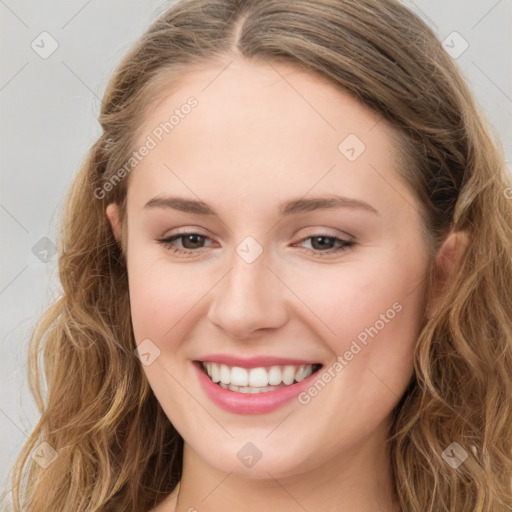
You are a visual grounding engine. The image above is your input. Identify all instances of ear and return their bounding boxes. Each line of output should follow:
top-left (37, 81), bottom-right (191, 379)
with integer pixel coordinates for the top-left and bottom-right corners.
top-left (427, 230), bottom-right (469, 318)
top-left (106, 203), bottom-right (121, 242)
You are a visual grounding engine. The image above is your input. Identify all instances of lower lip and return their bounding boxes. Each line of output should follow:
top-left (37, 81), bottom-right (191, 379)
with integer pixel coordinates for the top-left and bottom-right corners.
top-left (193, 361), bottom-right (321, 415)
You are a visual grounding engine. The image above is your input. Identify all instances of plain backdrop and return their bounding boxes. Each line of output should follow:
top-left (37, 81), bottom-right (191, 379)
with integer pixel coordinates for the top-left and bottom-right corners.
top-left (1, 0), bottom-right (511, 506)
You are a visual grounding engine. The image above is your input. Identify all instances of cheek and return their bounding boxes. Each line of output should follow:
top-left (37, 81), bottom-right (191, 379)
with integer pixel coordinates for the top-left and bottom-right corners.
top-left (126, 239), bottom-right (222, 368)
top-left (284, 247), bottom-right (427, 349)
top-left (289, 245), bottom-right (426, 388)
top-left (128, 258), bottom-right (204, 346)
top-left (125, 222), bottom-right (198, 337)
top-left (292, 246), bottom-right (428, 429)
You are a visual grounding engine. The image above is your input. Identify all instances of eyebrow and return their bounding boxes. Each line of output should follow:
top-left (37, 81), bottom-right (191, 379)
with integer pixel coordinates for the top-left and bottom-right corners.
top-left (143, 194), bottom-right (379, 216)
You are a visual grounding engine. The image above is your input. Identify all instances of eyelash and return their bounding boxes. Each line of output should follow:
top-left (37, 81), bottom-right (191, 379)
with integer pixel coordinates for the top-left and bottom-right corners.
top-left (156, 232), bottom-right (356, 257)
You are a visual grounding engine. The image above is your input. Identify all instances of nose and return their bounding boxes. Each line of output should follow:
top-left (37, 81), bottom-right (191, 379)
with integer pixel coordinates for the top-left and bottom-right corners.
top-left (206, 241), bottom-right (289, 339)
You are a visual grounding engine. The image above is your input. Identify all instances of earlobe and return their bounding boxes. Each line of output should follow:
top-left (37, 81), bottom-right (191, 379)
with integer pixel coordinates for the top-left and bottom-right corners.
top-left (106, 203), bottom-right (121, 242)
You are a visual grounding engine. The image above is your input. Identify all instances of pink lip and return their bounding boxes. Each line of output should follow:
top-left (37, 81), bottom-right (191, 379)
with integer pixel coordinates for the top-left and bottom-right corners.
top-left (193, 361), bottom-right (322, 415)
top-left (195, 354), bottom-right (320, 369)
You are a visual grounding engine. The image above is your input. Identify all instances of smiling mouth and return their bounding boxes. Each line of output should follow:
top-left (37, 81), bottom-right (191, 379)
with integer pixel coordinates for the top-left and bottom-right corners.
top-left (196, 361), bottom-right (323, 394)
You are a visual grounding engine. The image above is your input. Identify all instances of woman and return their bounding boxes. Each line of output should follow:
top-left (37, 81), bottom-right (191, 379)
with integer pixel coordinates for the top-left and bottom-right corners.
top-left (9, 0), bottom-right (512, 510)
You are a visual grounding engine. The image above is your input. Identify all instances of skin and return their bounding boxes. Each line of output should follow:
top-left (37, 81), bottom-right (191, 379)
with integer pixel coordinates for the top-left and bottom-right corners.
top-left (106, 57), bottom-right (467, 512)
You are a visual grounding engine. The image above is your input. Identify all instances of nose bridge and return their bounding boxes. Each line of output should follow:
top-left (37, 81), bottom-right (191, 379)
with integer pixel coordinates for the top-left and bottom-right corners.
top-left (207, 236), bottom-right (287, 337)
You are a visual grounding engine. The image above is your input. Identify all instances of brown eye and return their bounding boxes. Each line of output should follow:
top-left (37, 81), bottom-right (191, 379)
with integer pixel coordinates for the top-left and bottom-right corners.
top-left (179, 234), bottom-right (207, 249)
top-left (157, 232), bottom-right (213, 254)
top-left (295, 234), bottom-right (356, 256)
top-left (310, 235), bottom-right (337, 250)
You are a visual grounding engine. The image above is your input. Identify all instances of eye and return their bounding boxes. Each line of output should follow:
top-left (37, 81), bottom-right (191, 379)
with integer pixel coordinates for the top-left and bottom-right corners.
top-left (156, 231), bottom-right (356, 257)
top-left (294, 234), bottom-right (356, 256)
top-left (157, 232), bottom-right (215, 255)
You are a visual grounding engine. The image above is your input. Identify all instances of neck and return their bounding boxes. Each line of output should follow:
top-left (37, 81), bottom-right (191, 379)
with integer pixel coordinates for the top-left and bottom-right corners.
top-left (167, 418), bottom-right (400, 512)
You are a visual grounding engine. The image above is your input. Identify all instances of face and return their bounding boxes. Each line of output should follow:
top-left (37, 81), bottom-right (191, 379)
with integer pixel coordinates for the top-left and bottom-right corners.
top-left (107, 57), bottom-right (431, 479)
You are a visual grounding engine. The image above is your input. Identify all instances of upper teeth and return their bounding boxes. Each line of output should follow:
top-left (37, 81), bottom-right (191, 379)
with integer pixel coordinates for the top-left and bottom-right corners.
top-left (202, 362), bottom-right (315, 387)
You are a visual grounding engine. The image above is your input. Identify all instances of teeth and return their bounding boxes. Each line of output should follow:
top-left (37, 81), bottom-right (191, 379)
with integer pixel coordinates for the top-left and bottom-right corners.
top-left (219, 364), bottom-right (231, 385)
top-left (232, 366), bottom-right (249, 386)
top-left (295, 365), bottom-right (307, 382)
top-left (210, 362), bottom-right (220, 383)
top-left (249, 367), bottom-right (268, 387)
top-left (268, 366), bottom-right (282, 385)
top-left (282, 365), bottom-right (296, 385)
top-left (201, 362), bottom-right (316, 388)
top-left (218, 382), bottom-right (283, 393)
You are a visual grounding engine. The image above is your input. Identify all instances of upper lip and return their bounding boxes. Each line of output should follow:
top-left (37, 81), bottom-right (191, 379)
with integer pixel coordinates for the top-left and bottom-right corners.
top-left (195, 354), bottom-right (322, 369)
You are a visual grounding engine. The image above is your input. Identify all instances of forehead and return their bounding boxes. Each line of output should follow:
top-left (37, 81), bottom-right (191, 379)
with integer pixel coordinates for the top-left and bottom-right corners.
top-left (136, 57), bottom-right (385, 145)
top-left (128, 57), bottom-right (410, 221)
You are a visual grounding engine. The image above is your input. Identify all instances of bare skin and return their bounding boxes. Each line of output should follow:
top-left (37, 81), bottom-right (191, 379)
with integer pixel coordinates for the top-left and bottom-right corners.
top-left (106, 57), bottom-right (467, 512)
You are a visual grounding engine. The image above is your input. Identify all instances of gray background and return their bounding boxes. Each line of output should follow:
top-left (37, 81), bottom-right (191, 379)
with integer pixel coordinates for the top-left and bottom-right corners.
top-left (1, 0), bottom-right (511, 506)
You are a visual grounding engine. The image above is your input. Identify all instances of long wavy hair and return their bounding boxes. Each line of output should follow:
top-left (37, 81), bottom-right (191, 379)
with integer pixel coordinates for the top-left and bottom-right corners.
top-left (6, 0), bottom-right (512, 510)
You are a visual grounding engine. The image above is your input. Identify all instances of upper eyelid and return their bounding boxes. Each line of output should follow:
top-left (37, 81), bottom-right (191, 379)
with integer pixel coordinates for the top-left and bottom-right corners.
top-left (158, 227), bottom-right (212, 239)
top-left (158, 224), bottom-right (354, 238)
top-left (158, 229), bottom-right (352, 240)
